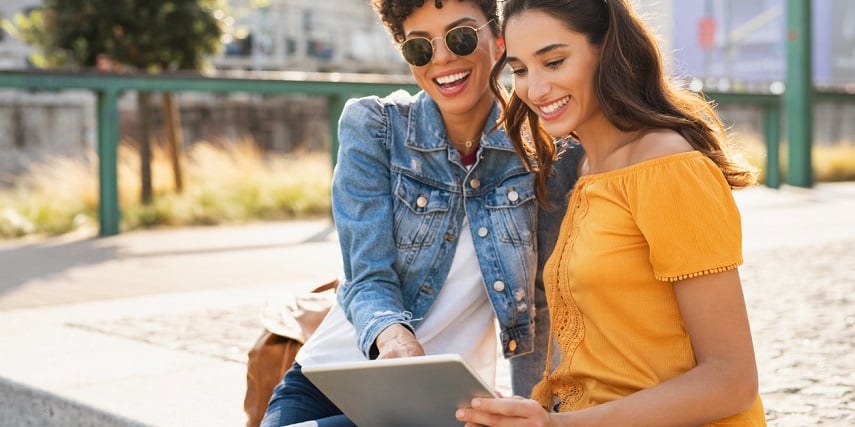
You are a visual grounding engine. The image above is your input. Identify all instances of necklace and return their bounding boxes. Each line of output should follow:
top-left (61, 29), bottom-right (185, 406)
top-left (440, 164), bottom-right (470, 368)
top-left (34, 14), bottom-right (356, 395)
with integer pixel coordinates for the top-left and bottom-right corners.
top-left (451, 139), bottom-right (476, 152)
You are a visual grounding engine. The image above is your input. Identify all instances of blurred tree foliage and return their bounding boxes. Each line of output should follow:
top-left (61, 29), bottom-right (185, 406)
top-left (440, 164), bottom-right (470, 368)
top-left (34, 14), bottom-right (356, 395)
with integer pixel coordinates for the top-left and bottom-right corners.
top-left (3, 0), bottom-right (228, 204)
top-left (3, 0), bottom-right (227, 71)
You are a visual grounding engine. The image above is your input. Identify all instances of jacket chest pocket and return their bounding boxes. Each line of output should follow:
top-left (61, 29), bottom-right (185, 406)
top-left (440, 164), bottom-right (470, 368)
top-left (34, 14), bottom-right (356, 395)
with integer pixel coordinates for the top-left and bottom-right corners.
top-left (393, 175), bottom-right (451, 249)
top-left (485, 175), bottom-right (536, 246)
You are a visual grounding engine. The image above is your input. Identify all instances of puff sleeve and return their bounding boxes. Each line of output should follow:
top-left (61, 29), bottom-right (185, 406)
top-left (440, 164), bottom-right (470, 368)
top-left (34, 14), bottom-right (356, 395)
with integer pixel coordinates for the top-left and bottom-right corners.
top-left (629, 153), bottom-right (743, 282)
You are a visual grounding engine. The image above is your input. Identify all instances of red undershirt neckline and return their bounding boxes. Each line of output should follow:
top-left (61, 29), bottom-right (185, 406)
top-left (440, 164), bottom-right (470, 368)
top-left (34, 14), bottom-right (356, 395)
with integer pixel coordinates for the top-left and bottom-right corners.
top-left (460, 141), bottom-right (480, 166)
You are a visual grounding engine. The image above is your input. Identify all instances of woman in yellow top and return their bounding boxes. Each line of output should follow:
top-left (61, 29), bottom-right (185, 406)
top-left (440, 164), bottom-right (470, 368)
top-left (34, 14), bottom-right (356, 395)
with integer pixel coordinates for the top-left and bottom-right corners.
top-left (457, 0), bottom-right (767, 426)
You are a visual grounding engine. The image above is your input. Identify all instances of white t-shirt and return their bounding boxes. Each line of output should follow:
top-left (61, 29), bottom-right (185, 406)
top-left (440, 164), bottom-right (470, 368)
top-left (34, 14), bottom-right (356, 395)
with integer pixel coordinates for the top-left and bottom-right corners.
top-left (296, 219), bottom-right (498, 387)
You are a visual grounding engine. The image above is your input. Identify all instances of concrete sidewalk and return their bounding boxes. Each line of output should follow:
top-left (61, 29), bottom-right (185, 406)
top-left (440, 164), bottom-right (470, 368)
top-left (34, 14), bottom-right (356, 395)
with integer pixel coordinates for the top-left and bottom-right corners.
top-left (0, 219), bottom-right (345, 427)
top-left (1, 184), bottom-right (854, 426)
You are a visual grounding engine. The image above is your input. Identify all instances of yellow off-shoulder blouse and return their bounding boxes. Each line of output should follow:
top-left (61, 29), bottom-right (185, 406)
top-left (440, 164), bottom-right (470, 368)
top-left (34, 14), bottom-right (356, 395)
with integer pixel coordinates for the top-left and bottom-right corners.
top-left (539, 151), bottom-right (765, 425)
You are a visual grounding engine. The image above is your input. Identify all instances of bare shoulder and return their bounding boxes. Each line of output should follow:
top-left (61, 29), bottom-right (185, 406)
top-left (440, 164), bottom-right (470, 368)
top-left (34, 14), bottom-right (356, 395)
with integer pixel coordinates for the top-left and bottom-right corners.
top-left (628, 128), bottom-right (694, 164)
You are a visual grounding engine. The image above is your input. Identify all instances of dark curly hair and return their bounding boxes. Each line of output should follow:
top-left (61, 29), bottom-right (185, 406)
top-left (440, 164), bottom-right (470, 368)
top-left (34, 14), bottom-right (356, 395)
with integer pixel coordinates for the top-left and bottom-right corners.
top-left (371, 0), bottom-right (500, 43)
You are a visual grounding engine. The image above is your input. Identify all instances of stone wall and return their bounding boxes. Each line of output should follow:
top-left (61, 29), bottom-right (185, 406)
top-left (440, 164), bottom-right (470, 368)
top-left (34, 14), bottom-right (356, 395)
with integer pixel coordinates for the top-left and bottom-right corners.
top-left (1, 90), bottom-right (853, 187)
top-left (120, 92), bottom-right (329, 153)
top-left (0, 91), bottom-right (329, 186)
top-left (716, 101), bottom-right (855, 147)
top-left (0, 91), bottom-right (95, 185)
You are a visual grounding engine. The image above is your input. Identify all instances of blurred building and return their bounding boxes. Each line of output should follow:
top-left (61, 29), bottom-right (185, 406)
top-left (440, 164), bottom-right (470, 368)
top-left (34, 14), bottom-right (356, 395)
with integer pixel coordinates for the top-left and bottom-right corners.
top-left (211, 0), bottom-right (409, 73)
top-left (667, 0), bottom-right (854, 92)
top-left (1, 0), bottom-right (854, 85)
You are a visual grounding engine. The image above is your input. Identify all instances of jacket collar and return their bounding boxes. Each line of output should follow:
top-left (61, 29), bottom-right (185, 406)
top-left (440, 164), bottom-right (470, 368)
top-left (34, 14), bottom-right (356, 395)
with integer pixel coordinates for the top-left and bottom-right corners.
top-left (404, 92), bottom-right (514, 152)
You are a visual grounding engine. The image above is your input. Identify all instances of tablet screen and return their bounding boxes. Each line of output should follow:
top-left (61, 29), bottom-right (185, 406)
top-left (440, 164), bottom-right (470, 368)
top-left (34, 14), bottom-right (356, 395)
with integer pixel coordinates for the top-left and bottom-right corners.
top-left (302, 353), bottom-right (496, 427)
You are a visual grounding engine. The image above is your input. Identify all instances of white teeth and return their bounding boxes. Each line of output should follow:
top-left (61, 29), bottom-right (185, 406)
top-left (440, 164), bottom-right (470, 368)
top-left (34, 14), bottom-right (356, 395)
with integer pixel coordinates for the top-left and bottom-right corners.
top-left (539, 96), bottom-right (570, 114)
top-left (435, 71), bottom-right (470, 85)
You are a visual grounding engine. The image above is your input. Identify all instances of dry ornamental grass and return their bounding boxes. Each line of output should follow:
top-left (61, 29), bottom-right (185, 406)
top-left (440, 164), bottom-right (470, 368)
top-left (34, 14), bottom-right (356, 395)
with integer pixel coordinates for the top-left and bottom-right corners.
top-left (1, 135), bottom-right (853, 239)
top-left (0, 139), bottom-right (332, 239)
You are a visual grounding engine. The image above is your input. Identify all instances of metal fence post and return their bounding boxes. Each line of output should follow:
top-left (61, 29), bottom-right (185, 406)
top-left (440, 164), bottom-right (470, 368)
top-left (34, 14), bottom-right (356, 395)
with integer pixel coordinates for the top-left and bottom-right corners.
top-left (764, 103), bottom-right (781, 188)
top-left (785, 0), bottom-right (813, 187)
top-left (96, 88), bottom-right (121, 236)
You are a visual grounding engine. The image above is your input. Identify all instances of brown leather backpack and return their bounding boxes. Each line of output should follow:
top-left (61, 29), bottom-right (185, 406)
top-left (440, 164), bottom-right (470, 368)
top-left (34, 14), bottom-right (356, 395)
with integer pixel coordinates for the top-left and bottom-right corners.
top-left (243, 279), bottom-right (338, 427)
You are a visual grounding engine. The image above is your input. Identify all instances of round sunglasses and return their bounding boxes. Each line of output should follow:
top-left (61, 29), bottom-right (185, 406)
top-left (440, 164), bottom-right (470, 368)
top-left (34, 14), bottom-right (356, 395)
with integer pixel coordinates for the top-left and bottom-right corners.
top-left (400, 20), bottom-right (494, 67)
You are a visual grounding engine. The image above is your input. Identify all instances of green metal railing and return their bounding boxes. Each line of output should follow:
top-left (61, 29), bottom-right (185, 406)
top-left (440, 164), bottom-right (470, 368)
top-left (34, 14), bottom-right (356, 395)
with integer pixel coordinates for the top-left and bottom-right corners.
top-left (0, 69), bottom-right (419, 236)
top-left (708, 90), bottom-right (855, 190)
top-left (2, 69), bottom-right (854, 236)
top-left (700, 92), bottom-right (783, 188)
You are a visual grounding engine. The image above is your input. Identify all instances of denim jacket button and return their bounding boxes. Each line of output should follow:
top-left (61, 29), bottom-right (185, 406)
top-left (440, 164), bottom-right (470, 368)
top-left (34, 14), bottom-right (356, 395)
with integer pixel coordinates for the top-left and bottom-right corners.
top-left (507, 190), bottom-right (519, 202)
top-left (508, 339), bottom-right (517, 352)
top-left (477, 226), bottom-right (489, 237)
top-left (492, 280), bottom-right (506, 292)
top-left (470, 178), bottom-right (481, 189)
top-left (416, 195), bottom-right (428, 208)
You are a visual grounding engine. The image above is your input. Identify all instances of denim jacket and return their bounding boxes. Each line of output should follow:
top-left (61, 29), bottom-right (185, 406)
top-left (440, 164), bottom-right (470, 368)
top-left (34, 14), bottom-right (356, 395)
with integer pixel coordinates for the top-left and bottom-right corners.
top-left (332, 90), bottom-right (540, 359)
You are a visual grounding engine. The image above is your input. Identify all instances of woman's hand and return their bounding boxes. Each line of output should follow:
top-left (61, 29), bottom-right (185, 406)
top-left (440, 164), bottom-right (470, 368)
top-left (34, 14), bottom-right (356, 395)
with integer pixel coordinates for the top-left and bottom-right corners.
top-left (374, 324), bottom-right (425, 359)
top-left (456, 396), bottom-right (552, 427)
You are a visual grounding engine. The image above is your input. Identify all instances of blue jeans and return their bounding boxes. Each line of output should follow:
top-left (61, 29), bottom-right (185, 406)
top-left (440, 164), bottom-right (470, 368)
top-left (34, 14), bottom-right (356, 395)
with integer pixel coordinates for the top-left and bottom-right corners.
top-left (260, 363), bottom-right (356, 427)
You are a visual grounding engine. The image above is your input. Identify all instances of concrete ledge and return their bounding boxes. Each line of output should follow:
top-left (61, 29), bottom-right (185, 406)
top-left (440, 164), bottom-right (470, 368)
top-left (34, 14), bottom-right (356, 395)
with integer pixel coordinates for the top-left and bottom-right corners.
top-left (0, 376), bottom-right (144, 427)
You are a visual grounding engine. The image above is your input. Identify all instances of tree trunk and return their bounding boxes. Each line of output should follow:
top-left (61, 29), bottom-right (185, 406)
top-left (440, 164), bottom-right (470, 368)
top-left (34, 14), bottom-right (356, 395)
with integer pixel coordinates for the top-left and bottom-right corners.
top-left (162, 92), bottom-right (185, 193)
top-left (138, 91), bottom-right (153, 204)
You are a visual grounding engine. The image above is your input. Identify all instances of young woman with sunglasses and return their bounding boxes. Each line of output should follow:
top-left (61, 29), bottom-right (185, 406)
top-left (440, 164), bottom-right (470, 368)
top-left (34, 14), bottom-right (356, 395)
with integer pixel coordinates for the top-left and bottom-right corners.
top-left (456, 0), bottom-right (767, 426)
top-left (260, 1), bottom-right (582, 426)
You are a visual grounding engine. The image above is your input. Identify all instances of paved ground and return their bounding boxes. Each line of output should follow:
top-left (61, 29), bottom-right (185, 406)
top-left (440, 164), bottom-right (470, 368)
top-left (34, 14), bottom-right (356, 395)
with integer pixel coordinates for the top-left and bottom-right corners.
top-left (0, 183), bottom-right (854, 426)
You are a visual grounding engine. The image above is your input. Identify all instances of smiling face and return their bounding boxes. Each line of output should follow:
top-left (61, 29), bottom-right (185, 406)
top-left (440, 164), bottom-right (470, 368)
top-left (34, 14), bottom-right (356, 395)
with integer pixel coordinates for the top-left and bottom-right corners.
top-left (402, 1), bottom-right (503, 119)
top-left (504, 9), bottom-right (602, 138)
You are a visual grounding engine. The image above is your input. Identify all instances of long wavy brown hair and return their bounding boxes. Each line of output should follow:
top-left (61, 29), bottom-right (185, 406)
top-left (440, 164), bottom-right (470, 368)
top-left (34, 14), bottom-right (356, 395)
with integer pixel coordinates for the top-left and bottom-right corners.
top-left (490, 0), bottom-right (757, 206)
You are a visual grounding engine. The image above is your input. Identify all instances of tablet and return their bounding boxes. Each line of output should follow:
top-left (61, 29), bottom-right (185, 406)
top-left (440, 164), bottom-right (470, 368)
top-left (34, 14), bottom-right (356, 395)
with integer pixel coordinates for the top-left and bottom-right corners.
top-left (301, 353), bottom-right (497, 427)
